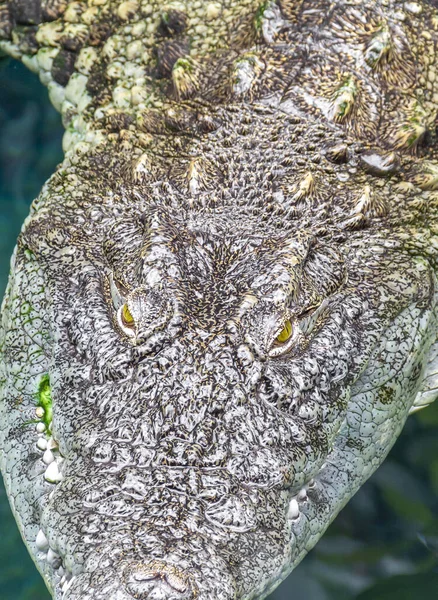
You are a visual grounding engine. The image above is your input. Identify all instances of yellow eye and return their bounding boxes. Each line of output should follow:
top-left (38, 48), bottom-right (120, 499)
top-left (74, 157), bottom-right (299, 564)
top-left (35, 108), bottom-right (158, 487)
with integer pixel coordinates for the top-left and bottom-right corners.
top-left (276, 320), bottom-right (293, 343)
top-left (121, 303), bottom-right (135, 328)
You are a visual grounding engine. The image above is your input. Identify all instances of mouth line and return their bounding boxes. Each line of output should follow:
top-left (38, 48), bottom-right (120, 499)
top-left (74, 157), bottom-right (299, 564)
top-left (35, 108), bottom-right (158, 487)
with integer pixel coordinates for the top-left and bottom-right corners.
top-left (35, 527), bottom-right (75, 596)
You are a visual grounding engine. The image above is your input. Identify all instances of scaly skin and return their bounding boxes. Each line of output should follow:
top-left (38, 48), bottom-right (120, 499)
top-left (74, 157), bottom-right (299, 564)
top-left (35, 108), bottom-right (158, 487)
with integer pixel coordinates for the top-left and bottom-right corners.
top-left (1, 1), bottom-right (438, 598)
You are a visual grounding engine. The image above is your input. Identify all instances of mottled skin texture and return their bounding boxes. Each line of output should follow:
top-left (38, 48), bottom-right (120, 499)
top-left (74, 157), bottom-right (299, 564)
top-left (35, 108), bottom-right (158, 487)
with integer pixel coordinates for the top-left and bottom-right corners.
top-left (1, 0), bottom-right (438, 599)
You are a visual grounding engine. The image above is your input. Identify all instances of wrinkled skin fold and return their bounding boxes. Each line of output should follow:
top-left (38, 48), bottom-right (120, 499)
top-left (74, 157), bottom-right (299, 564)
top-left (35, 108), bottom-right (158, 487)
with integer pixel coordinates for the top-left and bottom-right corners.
top-left (0, 1), bottom-right (438, 599)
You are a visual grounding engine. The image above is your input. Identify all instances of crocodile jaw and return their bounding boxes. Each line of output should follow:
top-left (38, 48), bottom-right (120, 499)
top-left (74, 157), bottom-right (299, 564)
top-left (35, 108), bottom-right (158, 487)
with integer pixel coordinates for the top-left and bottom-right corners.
top-left (2, 225), bottom-right (436, 600)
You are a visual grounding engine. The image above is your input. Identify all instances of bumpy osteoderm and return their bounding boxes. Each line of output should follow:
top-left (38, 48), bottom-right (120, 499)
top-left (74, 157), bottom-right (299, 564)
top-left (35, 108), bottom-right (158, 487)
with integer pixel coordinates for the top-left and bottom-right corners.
top-left (1, 1), bottom-right (438, 599)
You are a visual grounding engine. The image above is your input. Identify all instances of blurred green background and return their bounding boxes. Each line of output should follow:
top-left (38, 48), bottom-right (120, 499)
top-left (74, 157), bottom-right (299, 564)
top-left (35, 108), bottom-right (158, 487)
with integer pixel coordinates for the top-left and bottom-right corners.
top-left (0, 58), bottom-right (437, 600)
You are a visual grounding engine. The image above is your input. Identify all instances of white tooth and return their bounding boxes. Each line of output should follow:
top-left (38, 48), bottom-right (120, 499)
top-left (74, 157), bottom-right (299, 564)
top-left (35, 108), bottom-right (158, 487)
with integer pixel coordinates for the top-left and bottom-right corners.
top-left (62, 576), bottom-right (75, 593)
top-left (36, 530), bottom-right (49, 551)
top-left (37, 438), bottom-right (48, 451)
top-left (48, 437), bottom-right (58, 450)
top-left (288, 498), bottom-right (300, 519)
top-left (36, 422), bottom-right (46, 433)
top-left (297, 489), bottom-right (307, 501)
top-left (44, 461), bottom-right (62, 483)
top-left (47, 547), bottom-right (60, 565)
top-left (43, 449), bottom-right (55, 464)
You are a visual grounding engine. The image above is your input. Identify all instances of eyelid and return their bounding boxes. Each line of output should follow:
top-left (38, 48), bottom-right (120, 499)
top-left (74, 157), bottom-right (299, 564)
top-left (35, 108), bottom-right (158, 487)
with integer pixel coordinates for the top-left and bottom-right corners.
top-left (109, 273), bottom-right (124, 310)
top-left (267, 299), bottom-right (329, 358)
top-left (298, 298), bottom-right (329, 336)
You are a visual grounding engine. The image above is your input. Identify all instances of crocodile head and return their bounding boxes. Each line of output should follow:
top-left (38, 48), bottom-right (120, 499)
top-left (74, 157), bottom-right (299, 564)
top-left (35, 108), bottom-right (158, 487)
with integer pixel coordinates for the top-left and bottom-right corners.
top-left (1, 1), bottom-right (438, 598)
top-left (4, 158), bottom-right (434, 599)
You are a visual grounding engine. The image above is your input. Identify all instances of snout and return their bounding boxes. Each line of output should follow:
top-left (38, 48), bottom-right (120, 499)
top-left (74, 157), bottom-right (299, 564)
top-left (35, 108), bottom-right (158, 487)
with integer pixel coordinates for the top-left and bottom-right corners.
top-left (60, 563), bottom-right (195, 600)
top-left (60, 552), bottom-right (237, 600)
top-left (124, 561), bottom-right (195, 599)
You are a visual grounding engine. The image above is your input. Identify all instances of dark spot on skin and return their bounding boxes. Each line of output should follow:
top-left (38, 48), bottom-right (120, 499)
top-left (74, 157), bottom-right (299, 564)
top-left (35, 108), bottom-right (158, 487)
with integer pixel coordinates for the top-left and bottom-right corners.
top-left (159, 9), bottom-right (188, 36)
top-left (346, 438), bottom-right (364, 451)
top-left (60, 34), bottom-right (84, 53)
top-left (325, 142), bottom-right (349, 164)
top-left (105, 113), bottom-right (134, 133)
top-left (156, 39), bottom-right (190, 78)
top-left (51, 49), bottom-right (77, 87)
top-left (86, 60), bottom-right (110, 99)
top-left (10, 0), bottom-right (42, 26)
top-left (88, 21), bottom-right (114, 47)
top-left (42, 0), bottom-right (68, 22)
top-left (138, 110), bottom-right (167, 134)
top-left (378, 386), bottom-right (395, 405)
top-left (410, 361), bottom-right (423, 382)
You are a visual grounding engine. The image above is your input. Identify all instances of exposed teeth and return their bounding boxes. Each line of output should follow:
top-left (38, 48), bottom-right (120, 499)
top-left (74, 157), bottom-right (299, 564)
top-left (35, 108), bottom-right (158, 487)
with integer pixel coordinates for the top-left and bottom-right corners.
top-left (37, 538), bottom-right (74, 591)
top-left (36, 422), bottom-right (46, 433)
top-left (48, 437), bottom-right (58, 450)
top-left (37, 428), bottom-right (63, 485)
top-left (36, 529), bottom-right (49, 551)
top-left (297, 488), bottom-right (308, 501)
top-left (44, 461), bottom-right (62, 483)
top-left (62, 576), bottom-right (75, 594)
top-left (47, 547), bottom-right (60, 565)
top-left (288, 498), bottom-right (300, 520)
top-left (43, 449), bottom-right (55, 465)
top-left (37, 438), bottom-right (48, 451)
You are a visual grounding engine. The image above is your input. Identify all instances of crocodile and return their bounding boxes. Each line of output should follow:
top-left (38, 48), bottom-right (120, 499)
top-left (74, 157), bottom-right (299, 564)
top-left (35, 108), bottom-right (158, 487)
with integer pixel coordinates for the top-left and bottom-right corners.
top-left (0, 0), bottom-right (438, 598)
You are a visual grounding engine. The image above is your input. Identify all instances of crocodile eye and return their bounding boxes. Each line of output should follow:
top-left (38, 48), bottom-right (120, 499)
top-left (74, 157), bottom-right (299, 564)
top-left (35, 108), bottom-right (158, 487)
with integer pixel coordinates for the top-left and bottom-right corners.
top-left (276, 320), bottom-right (293, 343)
top-left (117, 303), bottom-right (136, 336)
top-left (268, 318), bottom-right (297, 358)
top-left (121, 304), bottom-right (135, 327)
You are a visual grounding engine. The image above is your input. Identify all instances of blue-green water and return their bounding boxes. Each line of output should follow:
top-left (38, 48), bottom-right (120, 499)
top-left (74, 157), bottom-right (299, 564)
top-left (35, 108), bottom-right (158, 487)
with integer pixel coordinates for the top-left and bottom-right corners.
top-left (0, 59), bottom-right (437, 600)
